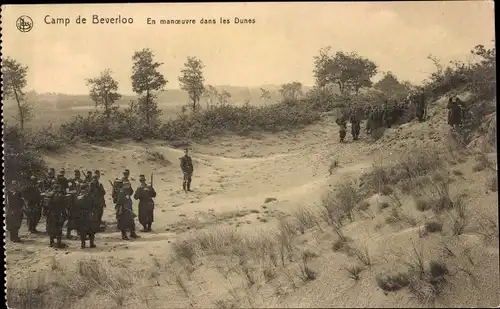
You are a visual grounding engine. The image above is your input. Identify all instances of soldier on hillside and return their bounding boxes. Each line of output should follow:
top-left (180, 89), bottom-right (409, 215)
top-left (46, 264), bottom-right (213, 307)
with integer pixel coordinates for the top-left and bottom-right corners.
top-left (75, 182), bottom-right (99, 249)
top-left (116, 180), bottom-right (139, 240)
top-left (134, 174), bottom-right (157, 232)
top-left (180, 149), bottom-right (194, 192)
top-left (46, 182), bottom-right (68, 248)
top-left (23, 176), bottom-right (43, 234)
top-left (349, 108), bottom-right (361, 141)
top-left (6, 180), bottom-right (24, 243)
top-left (414, 88), bottom-right (427, 122)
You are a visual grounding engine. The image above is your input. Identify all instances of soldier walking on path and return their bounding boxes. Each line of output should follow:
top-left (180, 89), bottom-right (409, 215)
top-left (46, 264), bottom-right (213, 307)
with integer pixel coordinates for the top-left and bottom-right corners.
top-left (134, 174), bottom-right (157, 232)
top-left (6, 180), bottom-right (24, 243)
top-left (180, 149), bottom-right (194, 192)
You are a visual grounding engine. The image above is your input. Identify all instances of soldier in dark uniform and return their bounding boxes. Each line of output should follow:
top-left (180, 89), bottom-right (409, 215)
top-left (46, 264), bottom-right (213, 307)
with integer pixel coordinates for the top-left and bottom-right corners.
top-left (23, 176), bottom-right (43, 233)
top-left (6, 180), bottom-right (24, 242)
top-left (336, 116), bottom-right (347, 143)
top-left (116, 180), bottom-right (139, 240)
top-left (90, 172), bottom-right (106, 225)
top-left (45, 182), bottom-right (68, 248)
top-left (180, 149), bottom-right (194, 192)
top-left (134, 174), bottom-right (157, 232)
top-left (65, 180), bottom-right (79, 239)
top-left (75, 182), bottom-right (99, 249)
top-left (349, 108), bottom-right (361, 140)
top-left (414, 88), bottom-right (427, 122)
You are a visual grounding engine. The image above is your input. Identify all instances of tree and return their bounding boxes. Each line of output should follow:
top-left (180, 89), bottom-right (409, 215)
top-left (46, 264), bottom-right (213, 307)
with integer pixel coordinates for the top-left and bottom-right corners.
top-left (260, 88), bottom-right (271, 105)
top-left (279, 82), bottom-right (303, 101)
top-left (85, 69), bottom-right (122, 118)
top-left (217, 90), bottom-right (231, 106)
top-left (131, 48), bottom-right (167, 127)
top-left (178, 56), bottom-right (205, 112)
top-left (2, 57), bottom-right (32, 130)
top-left (202, 85), bottom-right (219, 108)
top-left (374, 71), bottom-right (412, 101)
top-left (313, 47), bottom-right (378, 95)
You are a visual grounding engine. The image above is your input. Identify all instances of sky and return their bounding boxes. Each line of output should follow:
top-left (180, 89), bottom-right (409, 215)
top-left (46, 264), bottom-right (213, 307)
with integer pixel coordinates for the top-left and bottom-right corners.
top-left (1, 2), bottom-right (495, 95)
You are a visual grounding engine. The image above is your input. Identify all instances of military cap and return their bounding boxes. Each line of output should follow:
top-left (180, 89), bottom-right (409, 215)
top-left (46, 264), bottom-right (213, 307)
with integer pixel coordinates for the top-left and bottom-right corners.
top-left (94, 170), bottom-right (100, 174)
top-left (74, 169), bottom-right (80, 173)
top-left (139, 174), bottom-right (146, 181)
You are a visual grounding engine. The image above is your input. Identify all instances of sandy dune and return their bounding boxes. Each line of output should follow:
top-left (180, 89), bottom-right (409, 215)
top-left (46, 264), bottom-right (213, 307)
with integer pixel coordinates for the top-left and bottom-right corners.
top-left (5, 98), bottom-right (499, 308)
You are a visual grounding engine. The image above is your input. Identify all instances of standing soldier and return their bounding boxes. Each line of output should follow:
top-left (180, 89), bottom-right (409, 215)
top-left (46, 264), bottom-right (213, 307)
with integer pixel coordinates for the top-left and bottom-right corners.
top-left (23, 176), bottom-right (43, 234)
top-left (349, 108), bottom-right (361, 141)
top-left (180, 149), bottom-right (194, 192)
top-left (415, 88), bottom-right (427, 122)
top-left (65, 180), bottom-right (79, 239)
top-left (46, 182), bottom-right (68, 248)
top-left (134, 174), bottom-right (157, 232)
top-left (90, 172), bottom-right (106, 226)
top-left (336, 116), bottom-right (347, 143)
top-left (6, 180), bottom-right (24, 243)
top-left (75, 182), bottom-right (99, 249)
top-left (116, 180), bottom-right (139, 240)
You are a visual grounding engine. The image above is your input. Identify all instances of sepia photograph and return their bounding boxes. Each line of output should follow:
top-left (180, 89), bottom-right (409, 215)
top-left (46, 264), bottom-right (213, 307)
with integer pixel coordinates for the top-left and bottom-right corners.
top-left (1, 2), bottom-right (498, 308)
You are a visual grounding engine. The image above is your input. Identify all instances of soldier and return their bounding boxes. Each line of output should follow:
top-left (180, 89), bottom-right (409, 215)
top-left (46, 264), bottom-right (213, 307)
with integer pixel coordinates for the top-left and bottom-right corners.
top-left (180, 149), bottom-right (194, 192)
top-left (415, 88), bottom-right (427, 122)
top-left (90, 172), bottom-right (106, 225)
top-left (116, 180), bottom-right (139, 240)
top-left (134, 174), bottom-right (157, 232)
top-left (45, 182), bottom-right (68, 248)
top-left (75, 182), bottom-right (99, 249)
top-left (6, 180), bottom-right (24, 243)
top-left (65, 181), bottom-right (79, 239)
top-left (22, 176), bottom-right (43, 234)
top-left (84, 171), bottom-right (93, 183)
top-left (336, 116), bottom-right (347, 143)
top-left (57, 169), bottom-right (69, 193)
top-left (349, 108), bottom-right (361, 141)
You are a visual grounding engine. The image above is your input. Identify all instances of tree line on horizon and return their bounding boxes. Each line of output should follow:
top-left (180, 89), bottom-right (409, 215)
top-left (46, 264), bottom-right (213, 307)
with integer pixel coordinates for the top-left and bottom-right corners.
top-left (3, 45), bottom-right (420, 131)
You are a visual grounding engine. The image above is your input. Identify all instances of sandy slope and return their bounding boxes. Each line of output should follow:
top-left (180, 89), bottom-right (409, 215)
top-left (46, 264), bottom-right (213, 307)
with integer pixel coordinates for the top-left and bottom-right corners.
top-left (5, 97), bottom-right (499, 308)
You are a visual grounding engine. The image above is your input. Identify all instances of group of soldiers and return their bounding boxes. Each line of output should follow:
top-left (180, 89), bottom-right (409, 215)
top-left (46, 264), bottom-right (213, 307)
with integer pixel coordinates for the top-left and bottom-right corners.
top-left (335, 89), bottom-right (428, 142)
top-left (5, 148), bottom-right (195, 249)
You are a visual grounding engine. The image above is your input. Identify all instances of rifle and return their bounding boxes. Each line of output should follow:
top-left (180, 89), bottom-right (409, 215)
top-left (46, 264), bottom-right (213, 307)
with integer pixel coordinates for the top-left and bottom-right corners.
top-left (150, 172), bottom-right (154, 188)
